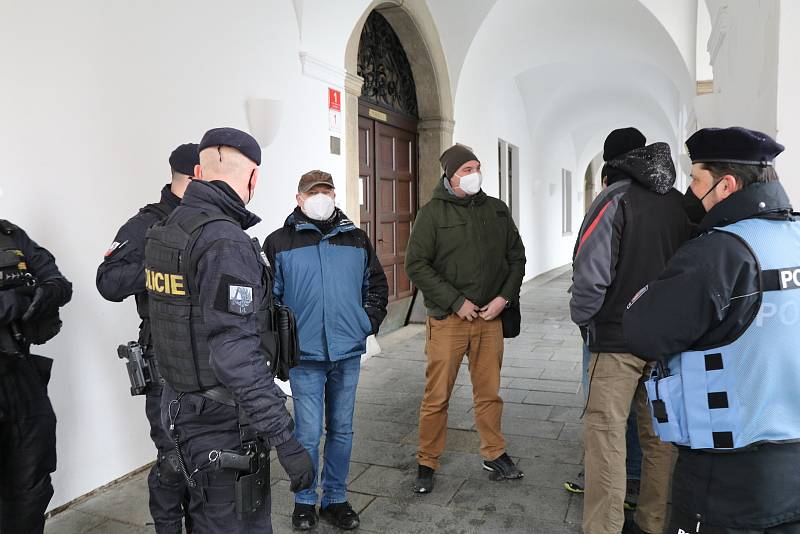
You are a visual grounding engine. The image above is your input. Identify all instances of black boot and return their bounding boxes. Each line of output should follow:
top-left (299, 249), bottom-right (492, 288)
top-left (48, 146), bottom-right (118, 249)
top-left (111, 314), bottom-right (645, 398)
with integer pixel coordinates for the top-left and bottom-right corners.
top-left (413, 464), bottom-right (435, 494)
top-left (320, 502), bottom-right (360, 530)
top-left (292, 503), bottom-right (318, 531)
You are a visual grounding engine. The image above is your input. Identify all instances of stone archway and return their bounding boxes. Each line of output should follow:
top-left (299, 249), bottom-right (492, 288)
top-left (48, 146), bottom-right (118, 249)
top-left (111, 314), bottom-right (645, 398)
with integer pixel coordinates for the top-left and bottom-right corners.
top-left (344, 0), bottom-right (454, 331)
top-left (344, 0), bottom-right (454, 218)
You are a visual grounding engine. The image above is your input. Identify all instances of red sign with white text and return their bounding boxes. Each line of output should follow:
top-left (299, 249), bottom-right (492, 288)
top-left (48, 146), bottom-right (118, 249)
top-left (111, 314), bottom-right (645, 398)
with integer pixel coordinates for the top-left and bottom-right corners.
top-left (328, 88), bottom-right (341, 111)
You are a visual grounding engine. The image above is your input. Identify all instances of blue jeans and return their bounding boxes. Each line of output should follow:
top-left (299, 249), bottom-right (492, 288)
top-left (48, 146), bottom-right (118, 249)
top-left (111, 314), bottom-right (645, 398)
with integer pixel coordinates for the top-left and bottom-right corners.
top-left (582, 343), bottom-right (642, 480)
top-left (289, 356), bottom-right (361, 507)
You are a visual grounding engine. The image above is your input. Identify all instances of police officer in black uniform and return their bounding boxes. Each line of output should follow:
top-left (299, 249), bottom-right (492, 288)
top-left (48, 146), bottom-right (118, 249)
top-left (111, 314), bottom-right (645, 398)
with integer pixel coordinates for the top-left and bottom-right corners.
top-left (0, 220), bottom-right (72, 533)
top-left (624, 127), bottom-right (800, 533)
top-left (144, 127), bottom-right (314, 533)
top-left (96, 143), bottom-right (198, 533)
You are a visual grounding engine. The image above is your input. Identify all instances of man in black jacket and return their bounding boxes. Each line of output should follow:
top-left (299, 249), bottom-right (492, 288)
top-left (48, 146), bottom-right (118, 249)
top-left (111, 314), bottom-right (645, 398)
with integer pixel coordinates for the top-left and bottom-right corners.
top-left (570, 128), bottom-right (691, 534)
top-left (624, 127), bottom-right (800, 533)
top-left (144, 128), bottom-right (314, 533)
top-left (96, 143), bottom-right (197, 534)
top-left (0, 219), bottom-right (72, 534)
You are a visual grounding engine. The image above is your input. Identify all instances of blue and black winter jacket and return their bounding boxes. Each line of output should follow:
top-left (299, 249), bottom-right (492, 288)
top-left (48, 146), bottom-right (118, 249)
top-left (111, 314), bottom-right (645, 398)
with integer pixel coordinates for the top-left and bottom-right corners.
top-left (263, 208), bottom-right (388, 362)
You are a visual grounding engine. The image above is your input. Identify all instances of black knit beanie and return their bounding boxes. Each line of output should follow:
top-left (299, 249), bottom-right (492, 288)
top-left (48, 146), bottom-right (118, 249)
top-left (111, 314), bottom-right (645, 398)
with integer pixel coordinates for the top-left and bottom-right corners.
top-left (603, 128), bottom-right (646, 162)
top-left (439, 144), bottom-right (480, 179)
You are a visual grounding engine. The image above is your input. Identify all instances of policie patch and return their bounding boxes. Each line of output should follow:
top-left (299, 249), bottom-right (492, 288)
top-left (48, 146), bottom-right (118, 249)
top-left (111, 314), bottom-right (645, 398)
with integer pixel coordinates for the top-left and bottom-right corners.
top-left (214, 274), bottom-right (255, 316)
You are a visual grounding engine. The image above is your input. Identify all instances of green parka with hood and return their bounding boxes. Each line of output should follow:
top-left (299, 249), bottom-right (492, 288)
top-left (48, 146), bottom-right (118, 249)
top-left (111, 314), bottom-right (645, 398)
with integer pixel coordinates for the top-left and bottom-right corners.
top-left (405, 179), bottom-right (526, 317)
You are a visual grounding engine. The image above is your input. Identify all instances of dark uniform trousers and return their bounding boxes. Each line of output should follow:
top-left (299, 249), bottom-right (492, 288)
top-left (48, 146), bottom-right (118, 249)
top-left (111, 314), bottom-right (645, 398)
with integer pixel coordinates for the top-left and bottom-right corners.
top-left (669, 511), bottom-right (800, 534)
top-left (146, 385), bottom-right (193, 534)
top-left (161, 386), bottom-right (272, 534)
top-left (0, 354), bottom-right (56, 534)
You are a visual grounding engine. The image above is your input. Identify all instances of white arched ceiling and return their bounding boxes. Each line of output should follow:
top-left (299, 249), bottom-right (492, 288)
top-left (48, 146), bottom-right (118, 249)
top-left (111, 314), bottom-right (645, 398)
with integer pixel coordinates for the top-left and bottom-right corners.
top-left (450, 0), bottom-right (698, 275)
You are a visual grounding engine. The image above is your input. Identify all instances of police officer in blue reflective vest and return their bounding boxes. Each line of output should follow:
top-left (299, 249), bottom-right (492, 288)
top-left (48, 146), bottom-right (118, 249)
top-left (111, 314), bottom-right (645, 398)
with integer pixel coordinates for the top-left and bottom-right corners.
top-left (96, 143), bottom-right (198, 533)
top-left (144, 128), bottom-right (314, 533)
top-left (624, 127), bottom-right (800, 534)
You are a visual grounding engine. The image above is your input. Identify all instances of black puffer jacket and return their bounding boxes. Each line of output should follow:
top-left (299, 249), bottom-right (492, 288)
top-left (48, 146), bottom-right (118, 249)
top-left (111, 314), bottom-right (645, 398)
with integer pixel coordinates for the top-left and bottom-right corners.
top-left (569, 143), bottom-right (691, 354)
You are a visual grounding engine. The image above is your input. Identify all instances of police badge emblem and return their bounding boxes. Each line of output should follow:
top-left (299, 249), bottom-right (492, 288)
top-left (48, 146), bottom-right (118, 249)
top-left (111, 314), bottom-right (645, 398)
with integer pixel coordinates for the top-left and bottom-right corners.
top-left (229, 285), bottom-right (254, 315)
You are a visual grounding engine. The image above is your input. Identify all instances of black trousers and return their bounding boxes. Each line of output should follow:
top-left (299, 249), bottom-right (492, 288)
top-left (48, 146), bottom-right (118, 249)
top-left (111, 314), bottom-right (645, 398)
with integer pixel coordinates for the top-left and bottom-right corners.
top-left (669, 509), bottom-right (800, 534)
top-left (161, 386), bottom-right (272, 534)
top-left (145, 386), bottom-right (193, 534)
top-left (0, 354), bottom-right (56, 534)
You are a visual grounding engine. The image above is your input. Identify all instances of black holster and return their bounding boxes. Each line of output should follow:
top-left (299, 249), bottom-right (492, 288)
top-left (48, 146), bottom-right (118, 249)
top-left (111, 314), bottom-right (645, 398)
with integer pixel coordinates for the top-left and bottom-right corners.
top-left (117, 341), bottom-right (161, 396)
top-left (212, 440), bottom-right (270, 518)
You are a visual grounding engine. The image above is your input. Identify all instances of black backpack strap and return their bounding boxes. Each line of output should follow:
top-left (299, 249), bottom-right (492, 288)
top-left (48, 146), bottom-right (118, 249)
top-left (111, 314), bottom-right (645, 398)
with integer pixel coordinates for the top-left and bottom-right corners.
top-left (140, 202), bottom-right (172, 221)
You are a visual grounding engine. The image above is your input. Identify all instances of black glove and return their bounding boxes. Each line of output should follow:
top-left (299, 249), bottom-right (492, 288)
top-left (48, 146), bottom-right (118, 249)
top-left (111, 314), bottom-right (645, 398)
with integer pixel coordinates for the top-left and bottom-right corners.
top-left (22, 282), bottom-right (63, 322)
top-left (275, 436), bottom-right (314, 493)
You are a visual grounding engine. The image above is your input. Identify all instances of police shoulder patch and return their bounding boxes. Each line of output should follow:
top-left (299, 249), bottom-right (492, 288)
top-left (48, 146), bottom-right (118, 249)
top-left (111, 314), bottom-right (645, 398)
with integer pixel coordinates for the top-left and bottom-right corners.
top-left (214, 274), bottom-right (256, 316)
top-left (229, 284), bottom-right (254, 315)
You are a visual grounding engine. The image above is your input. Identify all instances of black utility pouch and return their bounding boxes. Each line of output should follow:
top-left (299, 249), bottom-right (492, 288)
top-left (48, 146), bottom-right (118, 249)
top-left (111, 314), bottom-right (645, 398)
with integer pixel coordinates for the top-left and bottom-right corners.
top-left (274, 305), bottom-right (300, 381)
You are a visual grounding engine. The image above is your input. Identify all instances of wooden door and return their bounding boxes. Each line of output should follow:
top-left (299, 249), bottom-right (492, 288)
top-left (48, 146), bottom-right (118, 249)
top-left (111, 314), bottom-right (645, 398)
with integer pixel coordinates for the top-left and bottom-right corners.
top-left (374, 121), bottom-right (416, 302)
top-left (358, 110), bottom-right (417, 303)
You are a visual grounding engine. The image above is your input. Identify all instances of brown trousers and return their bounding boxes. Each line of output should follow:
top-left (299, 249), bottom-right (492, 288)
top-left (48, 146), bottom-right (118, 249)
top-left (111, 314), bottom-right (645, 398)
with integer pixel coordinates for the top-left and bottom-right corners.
top-left (417, 315), bottom-right (505, 470)
top-left (583, 352), bottom-right (674, 534)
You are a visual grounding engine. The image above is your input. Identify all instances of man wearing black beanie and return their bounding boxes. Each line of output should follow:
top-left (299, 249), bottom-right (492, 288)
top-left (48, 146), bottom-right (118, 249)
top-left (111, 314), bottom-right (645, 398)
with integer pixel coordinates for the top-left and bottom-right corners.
top-left (570, 128), bottom-right (691, 534)
top-left (405, 143), bottom-right (527, 494)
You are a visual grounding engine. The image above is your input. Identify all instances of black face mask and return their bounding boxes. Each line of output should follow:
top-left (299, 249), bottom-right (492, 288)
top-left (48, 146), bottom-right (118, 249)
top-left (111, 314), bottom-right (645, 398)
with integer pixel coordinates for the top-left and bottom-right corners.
top-left (682, 186), bottom-right (706, 225)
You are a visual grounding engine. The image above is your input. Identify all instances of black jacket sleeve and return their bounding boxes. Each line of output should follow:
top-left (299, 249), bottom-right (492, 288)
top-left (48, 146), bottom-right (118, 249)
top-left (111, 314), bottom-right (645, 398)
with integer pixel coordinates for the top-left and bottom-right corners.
top-left (0, 227), bottom-right (72, 325)
top-left (195, 234), bottom-right (293, 446)
top-left (96, 210), bottom-right (160, 302)
top-left (361, 235), bottom-right (388, 335)
top-left (623, 232), bottom-right (758, 359)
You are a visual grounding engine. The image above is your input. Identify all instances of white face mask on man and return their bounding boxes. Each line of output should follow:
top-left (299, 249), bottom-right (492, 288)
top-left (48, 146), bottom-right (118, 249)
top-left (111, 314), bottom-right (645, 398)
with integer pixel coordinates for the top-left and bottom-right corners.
top-left (457, 171), bottom-right (483, 195)
top-left (302, 193), bottom-right (336, 221)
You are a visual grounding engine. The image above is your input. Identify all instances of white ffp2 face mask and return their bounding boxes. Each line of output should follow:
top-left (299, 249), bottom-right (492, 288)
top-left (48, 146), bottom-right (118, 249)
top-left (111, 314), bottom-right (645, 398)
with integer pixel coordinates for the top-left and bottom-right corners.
top-left (458, 171), bottom-right (482, 195)
top-left (302, 193), bottom-right (335, 221)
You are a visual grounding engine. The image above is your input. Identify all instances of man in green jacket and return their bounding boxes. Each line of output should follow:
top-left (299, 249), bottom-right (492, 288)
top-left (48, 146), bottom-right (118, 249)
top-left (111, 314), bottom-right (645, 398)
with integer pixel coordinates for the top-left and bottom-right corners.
top-left (405, 144), bottom-right (527, 494)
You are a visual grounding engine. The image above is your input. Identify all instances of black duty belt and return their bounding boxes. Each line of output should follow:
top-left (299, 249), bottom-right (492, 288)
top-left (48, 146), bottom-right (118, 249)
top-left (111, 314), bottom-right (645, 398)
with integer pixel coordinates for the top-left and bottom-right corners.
top-left (199, 386), bottom-right (236, 407)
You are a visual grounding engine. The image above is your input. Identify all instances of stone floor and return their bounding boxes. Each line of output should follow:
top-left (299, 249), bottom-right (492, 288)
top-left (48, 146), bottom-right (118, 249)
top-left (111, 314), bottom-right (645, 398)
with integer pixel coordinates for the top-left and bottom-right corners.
top-left (45, 267), bottom-right (585, 534)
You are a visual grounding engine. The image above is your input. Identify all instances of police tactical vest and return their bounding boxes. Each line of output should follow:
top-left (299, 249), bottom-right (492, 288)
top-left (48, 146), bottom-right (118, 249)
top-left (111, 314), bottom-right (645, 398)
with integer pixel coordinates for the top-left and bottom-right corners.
top-left (647, 218), bottom-right (800, 450)
top-left (144, 209), bottom-right (276, 393)
top-left (134, 201), bottom-right (173, 345)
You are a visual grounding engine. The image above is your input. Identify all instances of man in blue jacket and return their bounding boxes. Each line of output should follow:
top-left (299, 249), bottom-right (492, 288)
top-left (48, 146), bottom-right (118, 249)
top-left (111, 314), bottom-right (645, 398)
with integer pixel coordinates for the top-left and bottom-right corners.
top-left (264, 170), bottom-right (388, 531)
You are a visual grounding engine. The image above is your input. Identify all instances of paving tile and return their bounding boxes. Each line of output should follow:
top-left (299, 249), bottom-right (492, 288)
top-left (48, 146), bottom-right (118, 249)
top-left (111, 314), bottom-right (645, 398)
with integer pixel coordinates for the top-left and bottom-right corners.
top-left (74, 471), bottom-right (153, 528)
top-left (449, 479), bottom-right (571, 520)
top-left (44, 509), bottom-right (109, 534)
top-left (349, 465), bottom-right (466, 507)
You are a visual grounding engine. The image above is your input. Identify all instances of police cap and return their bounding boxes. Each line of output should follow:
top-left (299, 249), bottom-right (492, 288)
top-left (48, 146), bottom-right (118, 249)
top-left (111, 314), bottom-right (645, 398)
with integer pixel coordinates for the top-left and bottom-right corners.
top-left (199, 127), bottom-right (261, 166)
top-left (686, 127), bottom-right (784, 166)
top-left (168, 143), bottom-right (199, 176)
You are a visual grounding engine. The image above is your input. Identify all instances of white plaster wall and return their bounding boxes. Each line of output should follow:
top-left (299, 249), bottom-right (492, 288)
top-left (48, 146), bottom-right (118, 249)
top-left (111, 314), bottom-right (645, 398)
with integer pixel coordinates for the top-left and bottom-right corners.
top-left (0, 0), bottom-right (354, 511)
top-left (776, 0), bottom-right (800, 206)
top-left (705, 0), bottom-right (780, 134)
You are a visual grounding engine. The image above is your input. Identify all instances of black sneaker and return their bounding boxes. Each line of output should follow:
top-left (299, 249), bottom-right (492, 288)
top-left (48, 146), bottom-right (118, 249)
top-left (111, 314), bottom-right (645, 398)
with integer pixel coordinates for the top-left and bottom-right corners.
top-left (624, 478), bottom-right (640, 511)
top-left (483, 453), bottom-right (524, 479)
top-left (292, 503), bottom-right (317, 531)
top-left (413, 464), bottom-right (435, 494)
top-left (320, 501), bottom-right (360, 530)
top-left (563, 481), bottom-right (584, 493)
